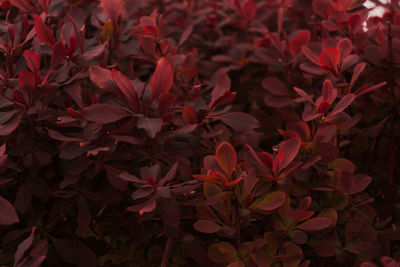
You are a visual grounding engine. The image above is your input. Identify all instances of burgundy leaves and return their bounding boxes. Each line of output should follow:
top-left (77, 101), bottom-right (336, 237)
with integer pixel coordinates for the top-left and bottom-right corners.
top-left (111, 69), bottom-right (140, 111)
top-left (149, 57), bottom-right (174, 105)
top-left (193, 142), bottom-right (245, 188)
top-left (34, 16), bottom-right (55, 47)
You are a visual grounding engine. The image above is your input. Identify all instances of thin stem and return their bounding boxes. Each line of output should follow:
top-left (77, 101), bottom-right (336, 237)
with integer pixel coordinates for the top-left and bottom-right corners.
top-left (161, 236), bottom-right (174, 267)
top-left (235, 198), bottom-right (241, 249)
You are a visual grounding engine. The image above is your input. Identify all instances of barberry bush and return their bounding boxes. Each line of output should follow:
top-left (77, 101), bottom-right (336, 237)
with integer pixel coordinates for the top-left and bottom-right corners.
top-left (0, 0), bottom-right (399, 266)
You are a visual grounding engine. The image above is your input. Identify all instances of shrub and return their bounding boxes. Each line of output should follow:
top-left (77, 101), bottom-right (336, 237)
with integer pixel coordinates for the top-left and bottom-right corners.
top-left (0, 0), bottom-right (399, 266)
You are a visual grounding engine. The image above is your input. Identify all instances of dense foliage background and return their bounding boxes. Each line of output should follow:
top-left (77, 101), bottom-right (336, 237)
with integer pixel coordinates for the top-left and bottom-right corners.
top-left (0, 0), bottom-right (399, 266)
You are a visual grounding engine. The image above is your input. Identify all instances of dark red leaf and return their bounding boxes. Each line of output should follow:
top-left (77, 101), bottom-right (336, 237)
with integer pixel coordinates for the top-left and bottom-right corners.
top-left (194, 220), bottom-right (221, 233)
top-left (111, 69), bottom-right (140, 110)
top-left (9, 0), bottom-right (39, 14)
top-left (149, 57), bottom-right (174, 104)
top-left (296, 217), bottom-right (332, 232)
top-left (262, 77), bottom-right (289, 96)
top-left (330, 94), bottom-right (355, 115)
top-left (183, 105), bottom-right (198, 124)
top-left (289, 30), bottom-right (311, 56)
top-left (14, 227), bottom-right (35, 265)
top-left (213, 112), bottom-right (259, 132)
top-left (252, 191), bottom-right (286, 211)
top-left (0, 195), bottom-right (19, 225)
top-left (23, 50), bottom-right (40, 76)
top-left (0, 112), bottom-right (23, 136)
top-left (100, 0), bottom-right (122, 26)
top-left (83, 104), bottom-right (129, 124)
top-left (241, 0), bottom-right (257, 20)
top-left (278, 138), bottom-right (300, 170)
top-left (216, 142), bottom-right (236, 176)
top-left (137, 116), bottom-right (163, 138)
top-left (34, 16), bottom-right (55, 46)
top-left (209, 72), bottom-right (232, 109)
top-left (318, 47), bottom-right (340, 73)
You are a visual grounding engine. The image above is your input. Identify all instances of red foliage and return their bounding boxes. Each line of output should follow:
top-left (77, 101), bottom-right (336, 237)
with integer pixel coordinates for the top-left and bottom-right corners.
top-left (0, 0), bottom-right (399, 266)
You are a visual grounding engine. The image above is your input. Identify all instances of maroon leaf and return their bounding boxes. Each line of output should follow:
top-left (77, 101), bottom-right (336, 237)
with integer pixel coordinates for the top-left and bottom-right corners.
top-left (350, 62), bottom-right (366, 88)
top-left (296, 217), bottom-right (332, 232)
top-left (337, 38), bottom-right (352, 59)
top-left (48, 41), bottom-right (66, 72)
top-left (34, 16), bottom-right (55, 46)
top-left (137, 116), bottom-right (163, 138)
top-left (252, 191), bottom-right (286, 211)
top-left (0, 195), bottom-right (19, 225)
top-left (194, 220), bottom-right (221, 233)
top-left (89, 65), bottom-right (118, 94)
top-left (23, 50), bottom-right (40, 76)
top-left (149, 57), bottom-right (174, 104)
top-left (183, 105), bottom-right (198, 124)
top-left (278, 138), bottom-right (300, 170)
top-left (9, 0), bottom-right (40, 14)
top-left (50, 237), bottom-right (77, 264)
top-left (101, 0), bottom-right (122, 26)
top-left (46, 128), bottom-right (84, 142)
top-left (262, 77), bottom-right (289, 96)
top-left (301, 46), bottom-right (320, 65)
top-left (318, 47), bottom-right (340, 73)
top-left (111, 69), bottom-right (140, 110)
top-left (330, 94), bottom-right (355, 115)
top-left (209, 72), bottom-right (233, 109)
top-left (289, 30), bottom-right (311, 56)
top-left (14, 227), bottom-right (35, 265)
top-left (216, 142), bottom-right (236, 176)
top-left (349, 175), bottom-right (372, 195)
top-left (83, 104), bottom-right (129, 124)
top-left (241, 0), bottom-right (257, 20)
top-left (213, 112), bottom-right (259, 132)
top-left (0, 112), bottom-right (23, 136)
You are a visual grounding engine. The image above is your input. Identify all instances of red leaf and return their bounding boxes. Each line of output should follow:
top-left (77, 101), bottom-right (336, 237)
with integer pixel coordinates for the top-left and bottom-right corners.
top-left (194, 220), bottom-right (221, 233)
top-left (289, 30), bottom-right (311, 56)
top-left (337, 38), bottom-right (352, 59)
top-left (349, 175), bottom-right (372, 195)
top-left (14, 227), bottom-right (35, 265)
top-left (216, 141), bottom-right (236, 176)
top-left (0, 195), bottom-right (19, 225)
top-left (64, 83), bottom-right (83, 108)
top-left (318, 47), bottom-right (340, 73)
top-left (350, 62), bottom-right (366, 88)
top-left (83, 104), bottom-right (129, 124)
top-left (253, 191), bottom-right (286, 211)
top-left (380, 256), bottom-right (399, 267)
top-left (278, 138), bottom-right (300, 170)
top-left (89, 66), bottom-right (118, 94)
top-left (209, 72), bottom-right (232, 109)
top-left (34, 16), bottom-right (55, 46)
top-left (330, 94), bottom-right (355, 115)
top-left (100, 0), bottom-right (122, 26)
top-left (0, 112), bottom-right (23, 136)
top-left (322, 79), bottom-right (336, 103)
top-left (137, 116), bottom-right (163, 138)
top-left (241, 0), bottom-right (257, 20)
top-left (213, 112), bottom-right (259, 132)
top-left (183, 105), bottom-right (198, 124)
top-left (9, 0), bottom-right (39, 14)
top-left (262, 77), bottom-right (289, 96)
top-left (296, 217), bottom-right (332, 232)
top-left (301, 46), bottom-right (320, 65)
top-left (149, 57), bottom-right (173, 104)
top-left (46, 128), bottom-right (84, 142)
top-left (111, 69), bottom-right (140, 110)
top-left (48, 41), bottom-right (66, 72)
top-left (23, 50), bottom-right (40, 76)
